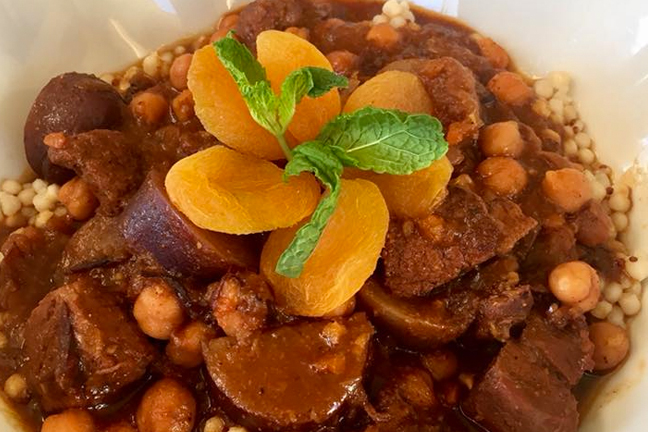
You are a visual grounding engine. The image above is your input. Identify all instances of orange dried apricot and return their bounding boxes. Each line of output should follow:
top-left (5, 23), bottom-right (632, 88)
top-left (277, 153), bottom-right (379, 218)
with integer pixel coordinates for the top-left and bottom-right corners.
top-left (256, 30), bottom-right (342, 143)
top-left (343, 157), bottom-right (452, 219)
top-left (343, 70), bottom-right (432, 114)
top-left (261, 179), bottom-right (389, 317)
top-left (165, 146), bottom-right (320, 235)
top-left (188, 45), bottom-right (286, 160)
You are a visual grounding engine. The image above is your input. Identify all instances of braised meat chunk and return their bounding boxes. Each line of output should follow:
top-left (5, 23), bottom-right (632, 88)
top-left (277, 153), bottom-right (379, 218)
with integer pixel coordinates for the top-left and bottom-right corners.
top-left (383, 187), bottom-right (536, 297)
top-left (465, 341), bottom-right (579, 432)
top-left (208, 270), bottom-right (274, 339)
top-left (521, 314), bottom-right (594, 385)
top-left (0, 227), bottom-right (69, 320)
top-left (383, 57), bottom-right (482, 145)
top-left (474, 284), bottom-right (533, 341)
top-left (47, 130), bottom-right (142, 215)
top-left (372, 367), bottom-right (439, 432)
top-left (23, 278), bottom-right (154, 412)
top-left (465, 314), bottom-right (594, 432)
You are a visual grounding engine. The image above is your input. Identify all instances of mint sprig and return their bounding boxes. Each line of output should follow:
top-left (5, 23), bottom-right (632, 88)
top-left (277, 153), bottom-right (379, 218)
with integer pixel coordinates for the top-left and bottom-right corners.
top-left (276, 108), bottom-right (447, 277)
top-left (214, 34), bottom-right (348, 158)
top-left (214, 33), bottom-right (448, 278)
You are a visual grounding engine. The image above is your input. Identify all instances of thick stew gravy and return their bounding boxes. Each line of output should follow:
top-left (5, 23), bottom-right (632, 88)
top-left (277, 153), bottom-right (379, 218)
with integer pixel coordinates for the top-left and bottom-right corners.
top-left (0, 1), bottom-right (636, 432)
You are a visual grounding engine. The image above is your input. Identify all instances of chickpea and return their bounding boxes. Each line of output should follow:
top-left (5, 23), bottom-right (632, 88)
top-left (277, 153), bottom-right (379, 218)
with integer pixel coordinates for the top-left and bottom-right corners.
top-left (3, 373), bottom-right (28, 401)
top-left (589, 322), bottom-right (630, 371)
top-left (203, 417), bottom-right (226, 432)
top-left (209, 28), bottom-right (230, 43)
top-left (218, 14), bottom-right (239, 31)
top-left (487, 71), bottom-right (534, 106)
top-left (326, 50), bottom-right (359, 76)
top-left (166, 321), bottom-right (216, 368)
top-left (476, 157), bottom-right (528, 196)
top-left (58, 177), bottom-right (99, 221)
top-left (542, 168), bottom-right (592, 213)
top-left (549, 261), bottom-right (600, 309)
top-left (366, 23), bottom-right (401, 49)
top-left (172, 89), bottom-right (195, 123)
top-left (42, 410), bottom-right (94, 432)
top-left (130, 91), bottom-right (168, 125)
top-left (133, 279), bottom-right (184, 340)
top-left (285, 27), bottom-right (310, 40)
top-left (136, 379), bottom-right (196, 432)
top-left (474, 36), bottom-right (509, 69)
top-left (479, 121), bottom-right (524, 158)
top-left (169, 54), bottom-right (193, 90)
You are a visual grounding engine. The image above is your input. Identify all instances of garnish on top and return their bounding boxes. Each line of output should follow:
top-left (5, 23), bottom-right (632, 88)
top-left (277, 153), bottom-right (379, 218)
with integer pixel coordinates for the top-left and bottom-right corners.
top-left (213, 33), bottom-right (448, 277)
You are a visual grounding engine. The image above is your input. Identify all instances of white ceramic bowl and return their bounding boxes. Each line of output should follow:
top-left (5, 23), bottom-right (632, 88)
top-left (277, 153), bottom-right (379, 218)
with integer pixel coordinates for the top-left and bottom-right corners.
top-left (0, 0), bottom-right (646, 431)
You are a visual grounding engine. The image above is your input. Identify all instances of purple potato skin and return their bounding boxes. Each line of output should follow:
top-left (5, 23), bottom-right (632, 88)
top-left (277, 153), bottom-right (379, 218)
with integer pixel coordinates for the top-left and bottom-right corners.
top-left (24, 72), bottom-right (126, 183)
top-left (121, 170), bottom-right (259, 279)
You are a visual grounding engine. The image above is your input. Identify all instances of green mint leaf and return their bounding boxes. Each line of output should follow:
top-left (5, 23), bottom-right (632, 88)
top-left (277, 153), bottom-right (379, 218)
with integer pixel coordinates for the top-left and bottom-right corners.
top-left (305, 67), bottom-right (349, 98)
top-left (277, 67), bottom-right (348, 133)
top-left (318, 106), bottom-right (448, 175)
top-left (276, 142), bottom-right (343, 277)
top-left (242, 81), bottom-right (283, 134)
top-left (213, 33), bottom-right (266, 86)
top-left (214, 35), bottom-right (283, 135)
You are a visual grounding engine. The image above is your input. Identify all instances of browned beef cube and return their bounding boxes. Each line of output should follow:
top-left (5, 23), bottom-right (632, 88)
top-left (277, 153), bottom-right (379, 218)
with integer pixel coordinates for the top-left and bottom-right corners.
top-left (0, 227), bottom-right (69, 320)
top-left (521, 314), bottom-right (594, 385)
top-left (383, 187), bottom-right (536, 297)
top-left (24, 278), bottom-right (154, 412)
top-left (48, 130), bottom-right (142, 215)
top-left (521, 225), bottom-right (579, 285)
top-left (474, 284), bottom-right (533, 341)
top-left (488, 198), bottom-right (538, 255)
top-left (465, 341), bottom-right (579, 432)
top-left (382, 57), bottom-right (483, 145)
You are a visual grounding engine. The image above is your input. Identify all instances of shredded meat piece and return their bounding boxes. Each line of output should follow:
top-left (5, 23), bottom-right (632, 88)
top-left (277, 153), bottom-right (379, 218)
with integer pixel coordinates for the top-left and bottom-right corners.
top-left (474, 284), bottom-right (533, 341)
top-left (208, 271), bottom-right (274, 339)
top-left (23, 278), bottom-right (154, 412)
top-left (48, 130), bottom-right (142, 215)
top-left (383, 187), bottom-right (536, 297)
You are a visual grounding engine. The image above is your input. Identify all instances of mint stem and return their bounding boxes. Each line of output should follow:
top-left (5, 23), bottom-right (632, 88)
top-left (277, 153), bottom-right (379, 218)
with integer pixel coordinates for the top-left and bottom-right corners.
top-left (277, 134), bottom-right (293, 160)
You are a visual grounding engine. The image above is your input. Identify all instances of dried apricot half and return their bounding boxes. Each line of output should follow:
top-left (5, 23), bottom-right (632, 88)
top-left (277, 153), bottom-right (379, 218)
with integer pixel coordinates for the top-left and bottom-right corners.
top-left (344, 157), bottom-right (453, 219)
top-left (257, 30), bottom-right (342, 143)
top-left (343, 70), bottom-right (433, 114)
top-left (261, 179), bottom-right (389, 317)
top-left (188, 45), bottom-right (286, 160)
top-left (166, 146), bottom-right (320, 235)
